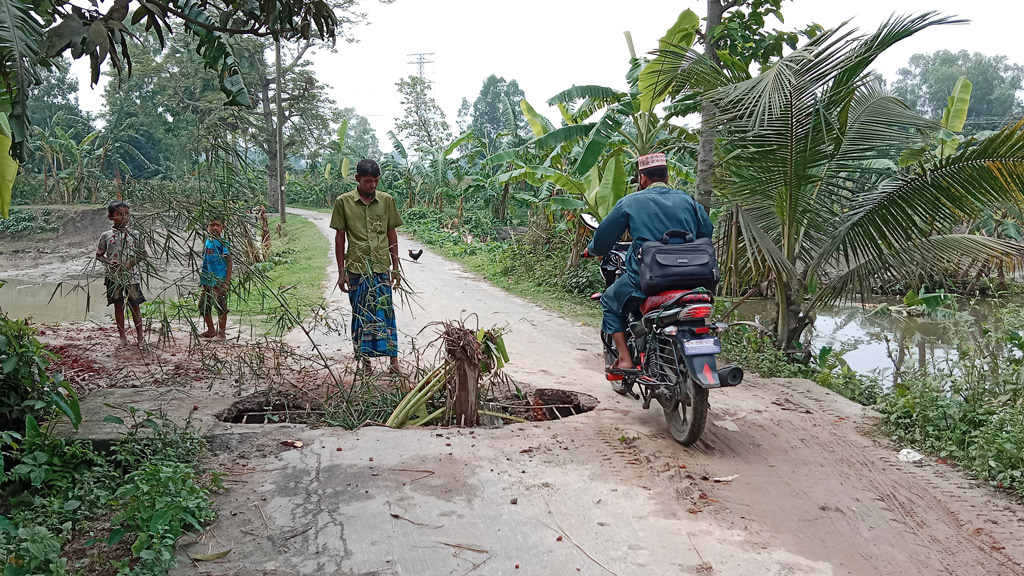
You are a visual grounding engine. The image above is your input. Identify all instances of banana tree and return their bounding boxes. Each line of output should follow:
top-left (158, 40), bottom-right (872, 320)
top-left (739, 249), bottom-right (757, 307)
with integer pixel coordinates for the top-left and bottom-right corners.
top-left (649, 12), bottom-right (1024, 350)
top-left (493, 11), bottom-right (702, 229)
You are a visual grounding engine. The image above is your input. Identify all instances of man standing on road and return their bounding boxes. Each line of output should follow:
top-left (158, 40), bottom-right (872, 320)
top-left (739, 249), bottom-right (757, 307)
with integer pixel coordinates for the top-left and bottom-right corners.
top-left (331, 159), bottom-right (404, 373)
top-left (586, 152), bottom-right (714, 373)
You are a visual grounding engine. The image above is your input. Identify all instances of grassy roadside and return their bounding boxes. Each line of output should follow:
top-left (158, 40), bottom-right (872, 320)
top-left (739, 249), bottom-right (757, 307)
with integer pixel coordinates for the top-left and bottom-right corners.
top-left (230, 214), bottom-right (328, 328)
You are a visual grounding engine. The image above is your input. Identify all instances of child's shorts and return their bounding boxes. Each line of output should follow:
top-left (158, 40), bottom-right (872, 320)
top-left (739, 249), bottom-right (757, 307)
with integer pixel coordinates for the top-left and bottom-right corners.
top-left (199, 285), bottom-right (229, 316)
top-left (105, 278), bottom-right (146, 307)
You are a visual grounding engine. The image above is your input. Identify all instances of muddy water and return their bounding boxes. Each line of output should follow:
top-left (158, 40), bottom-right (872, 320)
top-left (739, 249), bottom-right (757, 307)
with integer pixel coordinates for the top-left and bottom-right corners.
top-left (0, 277), bottom-right (182, 324)
top-left (0, 277), bottom-right (110, 322)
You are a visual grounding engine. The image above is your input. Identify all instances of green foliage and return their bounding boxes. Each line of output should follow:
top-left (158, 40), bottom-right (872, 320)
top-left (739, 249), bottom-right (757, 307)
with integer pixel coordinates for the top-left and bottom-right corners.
top-left (1, 408), bottom-right (219, 575)
top-left (394, 75), bottom-right (452, 150)
top-left (878, 307), bottom-right (1024, 494)
top-left (0, 314), bottom-right (81, 438)
top-left (720, 323), bottom-right (881, 405)
top-left (470, 75), bottom-right (528, 147)
top-left (0, 207), bottom-right (58, 234)
top-left (891, 49), bottom-right (1024, 134)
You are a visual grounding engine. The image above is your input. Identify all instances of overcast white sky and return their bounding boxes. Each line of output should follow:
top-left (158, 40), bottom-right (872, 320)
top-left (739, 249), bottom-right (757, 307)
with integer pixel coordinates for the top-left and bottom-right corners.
top-left (74, 0), bottom-right (1024, 149)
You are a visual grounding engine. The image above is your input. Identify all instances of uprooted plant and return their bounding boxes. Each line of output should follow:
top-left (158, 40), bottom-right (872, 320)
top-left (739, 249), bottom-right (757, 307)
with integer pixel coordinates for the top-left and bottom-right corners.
top-left (386, 319), bottom-right (515, 428)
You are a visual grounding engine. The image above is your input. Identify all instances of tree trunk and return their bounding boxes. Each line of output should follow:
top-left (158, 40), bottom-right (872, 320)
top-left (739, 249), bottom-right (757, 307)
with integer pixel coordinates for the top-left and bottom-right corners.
top-left (696, 0), bottom-right (727, 212)
top-left (261, 77), bottom-right (278, 209)
top-left (275, 39), bottom-right (287, 223)
top-left (493, 179), bottom-right (510, 221)
top-left (453, 358), bottom-right (480, 427)
top-left (776, 280), bottom-right (812, 354)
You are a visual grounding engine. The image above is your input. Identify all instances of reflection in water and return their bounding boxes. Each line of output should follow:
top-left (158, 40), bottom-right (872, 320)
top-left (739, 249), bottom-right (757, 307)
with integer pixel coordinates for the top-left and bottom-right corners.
top-left (0, 277), bottom-right (109, 322)
top-left (0, 277), bottom-right (181, 324)
top-left (733, 298), bottom-right (964, 383)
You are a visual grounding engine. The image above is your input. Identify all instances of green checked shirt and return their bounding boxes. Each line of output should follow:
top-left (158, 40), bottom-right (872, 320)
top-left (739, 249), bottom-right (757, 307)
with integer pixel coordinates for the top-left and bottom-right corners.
top-left (330, 189), bottom-right (404, 274)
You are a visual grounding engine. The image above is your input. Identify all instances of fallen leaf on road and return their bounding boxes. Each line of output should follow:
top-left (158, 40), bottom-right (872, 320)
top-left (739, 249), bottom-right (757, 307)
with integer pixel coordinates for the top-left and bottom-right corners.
top-left (189, 550), bottom-right (231, 561)
top-left (280, 440), bottom-right (303, 449)
top-left (712, 475), bottom-right (738, 483)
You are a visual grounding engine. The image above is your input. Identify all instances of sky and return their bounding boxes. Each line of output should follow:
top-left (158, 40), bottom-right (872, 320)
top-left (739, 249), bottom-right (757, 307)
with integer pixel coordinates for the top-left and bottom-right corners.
top-left (73, 0), bottom-right (1024, 149)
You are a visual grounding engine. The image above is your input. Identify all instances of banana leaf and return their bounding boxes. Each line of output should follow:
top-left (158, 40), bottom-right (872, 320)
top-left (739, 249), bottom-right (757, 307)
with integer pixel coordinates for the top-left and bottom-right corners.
top-left (638, 9), bottom-right (700, 113)
top-left (0, 113), bottom-right (19, 217)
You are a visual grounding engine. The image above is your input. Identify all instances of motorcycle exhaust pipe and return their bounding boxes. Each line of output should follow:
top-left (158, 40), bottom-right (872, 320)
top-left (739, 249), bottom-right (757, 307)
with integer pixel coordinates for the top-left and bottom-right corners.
top-left (718, 365), bottom-right (744, 387)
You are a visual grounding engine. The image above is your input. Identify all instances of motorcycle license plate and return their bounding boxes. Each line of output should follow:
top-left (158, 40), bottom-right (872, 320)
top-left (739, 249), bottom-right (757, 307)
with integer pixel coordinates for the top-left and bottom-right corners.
top-left (683, 337), bottom-right (721, 355)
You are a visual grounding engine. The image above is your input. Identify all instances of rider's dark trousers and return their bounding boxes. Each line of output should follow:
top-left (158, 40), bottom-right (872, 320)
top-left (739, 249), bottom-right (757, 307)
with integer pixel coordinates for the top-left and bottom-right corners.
top-left (600, 274), bottom-right (645, 334)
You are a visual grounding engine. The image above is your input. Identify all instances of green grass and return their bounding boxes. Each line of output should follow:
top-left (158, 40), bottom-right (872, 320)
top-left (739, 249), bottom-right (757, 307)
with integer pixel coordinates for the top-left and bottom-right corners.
top-left (230, 214), bottom-right (329, 327)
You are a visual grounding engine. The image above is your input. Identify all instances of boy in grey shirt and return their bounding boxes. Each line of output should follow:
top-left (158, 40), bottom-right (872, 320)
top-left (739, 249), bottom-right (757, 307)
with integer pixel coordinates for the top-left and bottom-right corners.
top-left (96, 201), bottom-right (147, 348)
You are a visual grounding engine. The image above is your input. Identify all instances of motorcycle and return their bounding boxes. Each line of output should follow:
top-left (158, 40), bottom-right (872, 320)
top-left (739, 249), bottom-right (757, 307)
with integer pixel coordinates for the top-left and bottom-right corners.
top-left (580, 214), bottom-right (743, 446)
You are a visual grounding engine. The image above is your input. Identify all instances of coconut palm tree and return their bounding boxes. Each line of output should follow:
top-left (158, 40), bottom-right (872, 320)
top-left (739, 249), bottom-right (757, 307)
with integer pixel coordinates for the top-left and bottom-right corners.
top-left (654, 12), bottom-right (1024, 350)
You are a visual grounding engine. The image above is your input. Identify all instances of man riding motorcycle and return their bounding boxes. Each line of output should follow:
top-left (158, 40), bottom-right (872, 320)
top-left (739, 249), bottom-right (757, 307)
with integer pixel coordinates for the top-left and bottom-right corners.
top-left (585, 152), bottom-right (714, 374)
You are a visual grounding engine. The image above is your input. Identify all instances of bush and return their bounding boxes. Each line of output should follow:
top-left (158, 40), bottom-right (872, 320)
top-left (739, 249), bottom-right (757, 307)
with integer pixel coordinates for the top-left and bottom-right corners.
top-left (0, 314), bottom-right (81, 438)
top-left (0, 208), bottom-right (60, 235)
top-left (876, 305), bottom-right (1024, 494)
top-left (1, 408), bottom-right (220, 575)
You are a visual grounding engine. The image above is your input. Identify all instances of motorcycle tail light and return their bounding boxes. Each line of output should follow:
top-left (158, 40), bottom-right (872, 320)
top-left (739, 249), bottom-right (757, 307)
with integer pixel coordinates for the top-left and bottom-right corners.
top-left (693, 326), bottom-right (711, 335)
top-left (679, 304), bottom-right (713, 321)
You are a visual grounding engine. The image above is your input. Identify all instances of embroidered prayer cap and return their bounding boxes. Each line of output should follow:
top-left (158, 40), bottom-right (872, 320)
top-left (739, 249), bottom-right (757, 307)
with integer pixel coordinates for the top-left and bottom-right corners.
top-left (637, 152), bottom-right (667, 171)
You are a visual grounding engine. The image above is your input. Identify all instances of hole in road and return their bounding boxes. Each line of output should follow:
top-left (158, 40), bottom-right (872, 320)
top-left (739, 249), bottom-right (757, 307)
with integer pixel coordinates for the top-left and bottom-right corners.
top-left (485, 388), bottom-right (599, 424)
top-left (215, 394), bottom-right (323, 424)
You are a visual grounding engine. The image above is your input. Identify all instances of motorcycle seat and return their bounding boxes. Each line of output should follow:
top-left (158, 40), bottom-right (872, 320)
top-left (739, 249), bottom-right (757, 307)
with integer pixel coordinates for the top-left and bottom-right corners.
top-left (639, 290), bottom-right (712, 316)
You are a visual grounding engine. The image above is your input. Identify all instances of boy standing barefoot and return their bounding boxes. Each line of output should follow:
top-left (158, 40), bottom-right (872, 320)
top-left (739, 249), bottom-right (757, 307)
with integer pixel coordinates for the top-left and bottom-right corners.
top-left (199, 216), bottom-right (232, 339)
top-left (96, 201), bottom-right (147, 348)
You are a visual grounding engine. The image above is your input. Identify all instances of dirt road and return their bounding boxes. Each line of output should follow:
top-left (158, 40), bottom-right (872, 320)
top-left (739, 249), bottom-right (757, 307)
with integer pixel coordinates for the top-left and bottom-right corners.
top-left (175, 208), bottom-right (1024, 576)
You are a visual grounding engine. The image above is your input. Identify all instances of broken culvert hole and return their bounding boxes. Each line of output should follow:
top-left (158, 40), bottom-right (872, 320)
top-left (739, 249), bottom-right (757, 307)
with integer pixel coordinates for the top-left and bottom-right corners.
top-left (216, 394), bottom-right (323, 425)
top-left (484, 388), bottom-right (598, 424)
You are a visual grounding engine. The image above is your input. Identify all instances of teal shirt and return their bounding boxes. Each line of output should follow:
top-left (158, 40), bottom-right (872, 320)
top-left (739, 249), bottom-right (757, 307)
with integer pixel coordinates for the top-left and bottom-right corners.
top-left (586, 183), bottom-right (714, 281)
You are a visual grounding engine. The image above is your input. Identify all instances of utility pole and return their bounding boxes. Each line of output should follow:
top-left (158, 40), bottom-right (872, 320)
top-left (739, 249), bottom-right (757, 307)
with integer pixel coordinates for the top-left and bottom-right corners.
top-left (406, 52), bottom-right (435, 81)
top-left (276, 38), bottom-right (287, 223)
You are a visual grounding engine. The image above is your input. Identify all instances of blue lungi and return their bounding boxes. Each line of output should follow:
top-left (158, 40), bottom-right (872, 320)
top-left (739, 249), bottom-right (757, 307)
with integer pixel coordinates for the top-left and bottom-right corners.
top-left (348, 272), bottom-right (398, 358)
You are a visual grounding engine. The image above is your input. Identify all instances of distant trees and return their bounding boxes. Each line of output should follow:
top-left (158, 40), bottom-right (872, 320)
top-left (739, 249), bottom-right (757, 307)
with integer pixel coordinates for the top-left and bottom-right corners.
top-left (470, 75), bottom-right (526, 148)
top-left (891, 50), bottom-right (1024, 133)
top-left (394, 75), bottom-right (451, 150)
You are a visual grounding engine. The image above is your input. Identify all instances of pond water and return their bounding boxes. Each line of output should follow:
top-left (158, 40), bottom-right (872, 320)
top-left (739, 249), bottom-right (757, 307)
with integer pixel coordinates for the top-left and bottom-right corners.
top-left (730, 297), bottom-right (991, 383)
top-left (0, 277), bottom-right (183, 324)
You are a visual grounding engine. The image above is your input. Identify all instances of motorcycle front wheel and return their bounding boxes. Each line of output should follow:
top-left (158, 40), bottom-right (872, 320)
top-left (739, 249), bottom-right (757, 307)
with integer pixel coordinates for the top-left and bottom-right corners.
top-left (663, 376), bottom-right (708, 446)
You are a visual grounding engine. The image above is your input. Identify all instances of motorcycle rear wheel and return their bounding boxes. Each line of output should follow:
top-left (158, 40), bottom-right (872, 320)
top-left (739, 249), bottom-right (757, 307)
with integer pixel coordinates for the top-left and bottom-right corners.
top-left (663, 377), bottom-right (708, 446)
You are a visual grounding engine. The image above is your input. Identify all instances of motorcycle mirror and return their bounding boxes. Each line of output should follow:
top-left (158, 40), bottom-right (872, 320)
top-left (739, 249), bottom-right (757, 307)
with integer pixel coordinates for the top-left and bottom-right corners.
top-left (580, 213), bottom-right (600, 231)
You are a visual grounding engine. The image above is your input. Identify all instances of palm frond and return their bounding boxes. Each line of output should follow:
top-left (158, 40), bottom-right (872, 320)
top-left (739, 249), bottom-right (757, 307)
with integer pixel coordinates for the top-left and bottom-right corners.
top-left (832, 121), bottom-right (1024, 267)
top-left (814, 234), bottom-right (1024, 307)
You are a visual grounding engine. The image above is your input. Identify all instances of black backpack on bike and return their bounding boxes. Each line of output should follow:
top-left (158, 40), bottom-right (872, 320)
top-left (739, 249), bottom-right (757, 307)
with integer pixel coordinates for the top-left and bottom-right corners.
top-left (637, 229), bottom-right (719, 295)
